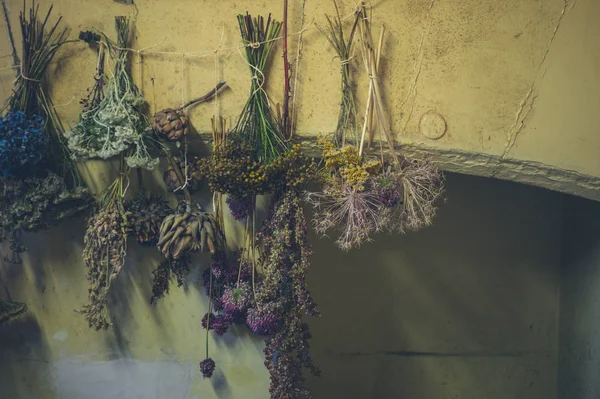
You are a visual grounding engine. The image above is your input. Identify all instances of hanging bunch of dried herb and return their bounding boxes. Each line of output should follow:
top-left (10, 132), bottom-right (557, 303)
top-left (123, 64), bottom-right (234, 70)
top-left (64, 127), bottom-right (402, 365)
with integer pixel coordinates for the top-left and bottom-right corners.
top-left (231, 13), bottom-right (286, 163)
top-left (317, 1), bottom-right (360, 146)
top-left (307, 3), bottom-right (444, 250)
top-left (66, 17), bottom-right (159, 170)
top-left (78, 168), bottom-right (130, 330)
top-left (255, 190), bottom-right (320, 398)
top-left (0, 3), bottom-right (91, 263)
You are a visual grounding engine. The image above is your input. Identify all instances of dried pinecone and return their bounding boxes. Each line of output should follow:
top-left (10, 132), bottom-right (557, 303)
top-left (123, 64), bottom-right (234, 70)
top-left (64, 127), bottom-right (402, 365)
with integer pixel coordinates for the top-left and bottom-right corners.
top-left (163, 157), bottom-right (202, 193)
top-left (152, 108), bottom-right (189, 142)
top-left (126, 195), bottom-right (171, 246)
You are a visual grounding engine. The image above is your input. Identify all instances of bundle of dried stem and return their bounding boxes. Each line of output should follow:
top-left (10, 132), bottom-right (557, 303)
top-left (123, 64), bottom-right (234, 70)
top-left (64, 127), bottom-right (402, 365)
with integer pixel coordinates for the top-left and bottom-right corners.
top-left (317, 1), bottom-right (361, 146)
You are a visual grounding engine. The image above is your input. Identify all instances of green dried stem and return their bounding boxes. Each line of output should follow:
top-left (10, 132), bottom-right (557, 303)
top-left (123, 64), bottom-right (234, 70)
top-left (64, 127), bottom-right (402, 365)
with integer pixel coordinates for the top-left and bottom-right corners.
top-left (317, 1), bottom-right (361, 147)
top-left (231, 13), bottom-right (287, 164)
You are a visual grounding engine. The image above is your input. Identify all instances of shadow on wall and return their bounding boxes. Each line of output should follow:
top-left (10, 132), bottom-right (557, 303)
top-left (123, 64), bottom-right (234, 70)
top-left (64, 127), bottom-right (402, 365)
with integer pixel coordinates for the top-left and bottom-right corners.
top-left (306, 172), bottom-right (563, 399)
top-left (0, 315), bottom-right (53, 398)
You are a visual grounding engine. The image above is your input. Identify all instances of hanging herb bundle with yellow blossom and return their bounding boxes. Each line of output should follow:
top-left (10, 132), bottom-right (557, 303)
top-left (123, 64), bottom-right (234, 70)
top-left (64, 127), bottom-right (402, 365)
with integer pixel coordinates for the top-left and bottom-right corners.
top-left (307, 3), bottom-right (444, 251)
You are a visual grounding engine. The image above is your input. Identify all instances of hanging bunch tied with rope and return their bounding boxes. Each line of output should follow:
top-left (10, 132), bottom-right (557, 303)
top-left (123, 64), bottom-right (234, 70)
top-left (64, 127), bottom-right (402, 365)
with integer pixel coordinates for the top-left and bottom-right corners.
top-left (316, 0), bottom-right (361, 146)
top-left (66, 16), bottom-right (160, 170)
top-left (197, 13), bottom-right (316, 220)
top-left (306, 3), bottom-right (444, 251)
top-left (0, 2), bottom-right (92, 264)
top-left (78, 168), bottom-right (130, 331)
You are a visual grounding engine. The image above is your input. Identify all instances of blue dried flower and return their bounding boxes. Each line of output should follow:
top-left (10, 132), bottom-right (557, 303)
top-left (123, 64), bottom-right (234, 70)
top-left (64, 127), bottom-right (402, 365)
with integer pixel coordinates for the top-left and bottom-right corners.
top-left (0, 112), bottom-right (46, 176)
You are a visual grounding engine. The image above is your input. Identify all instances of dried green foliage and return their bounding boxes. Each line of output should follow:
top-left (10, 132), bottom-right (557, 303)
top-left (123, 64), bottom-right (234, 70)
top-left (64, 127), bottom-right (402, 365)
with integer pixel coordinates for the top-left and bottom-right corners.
top-left (66, 17), bottom-right (158, 170)
top-left (232, 13), bottom-right (286, 164)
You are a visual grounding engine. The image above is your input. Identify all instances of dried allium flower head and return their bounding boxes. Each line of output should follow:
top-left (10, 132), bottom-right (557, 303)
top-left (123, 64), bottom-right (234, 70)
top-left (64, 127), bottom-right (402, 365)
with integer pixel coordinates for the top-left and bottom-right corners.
top-left (199, 358), bottom-right (216, 378)
top-left (305, 181), bottom-right (384, 251)
top-left (380, 160), bottom-right (444, 233)
top-left (247, 302), bottom-right (283, 336)
top-left (221, 282), bottom-right (252, 315)
top-left (202, 313), bottom-right (231, 336)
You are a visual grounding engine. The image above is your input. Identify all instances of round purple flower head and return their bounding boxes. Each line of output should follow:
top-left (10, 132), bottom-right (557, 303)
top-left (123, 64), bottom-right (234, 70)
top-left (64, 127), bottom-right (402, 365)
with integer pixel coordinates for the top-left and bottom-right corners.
top-left (199, 358), bottom-right (216, 378)
top-left (221, 282), bottom-right (252, 314)
top-left (202, 313), bottom-right (231, 336)
top-left (226, 195), bottom-right (253, 221)
top-left (246, 302), bottom-right (283, 336)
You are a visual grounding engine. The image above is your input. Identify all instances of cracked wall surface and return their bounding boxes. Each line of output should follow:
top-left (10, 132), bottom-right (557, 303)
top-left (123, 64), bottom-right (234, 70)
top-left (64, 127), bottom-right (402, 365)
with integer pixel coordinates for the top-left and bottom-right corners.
top-left (0, 0), bottom-right (597, 199)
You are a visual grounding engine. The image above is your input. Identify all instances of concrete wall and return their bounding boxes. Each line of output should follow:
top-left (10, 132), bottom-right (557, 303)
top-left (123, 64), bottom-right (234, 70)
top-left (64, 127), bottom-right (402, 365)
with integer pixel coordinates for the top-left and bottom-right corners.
top-left (557, 196), bottom-right (600, 399)
top-left (0, 0), bottom-right (599, 198)
top-left (0, 173), bottom-right (565, 398)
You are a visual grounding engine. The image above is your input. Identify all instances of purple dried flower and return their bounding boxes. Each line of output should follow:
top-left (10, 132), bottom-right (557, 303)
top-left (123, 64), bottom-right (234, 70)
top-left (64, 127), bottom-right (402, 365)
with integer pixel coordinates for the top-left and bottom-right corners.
top-left (199, 358), bottom-right (216, 378)
top-left (212, 315), bottom-right (231, 336)
top-left (247, 303), bottom-right (283, 336)
top-left (226, 195), bottom-right (253, 221)
top-left (221, 282), bottom-right (252, 314)
top-left (374, 178), bottom-right (401, 208)
top-left (201, 312), bottom-right (214, 330)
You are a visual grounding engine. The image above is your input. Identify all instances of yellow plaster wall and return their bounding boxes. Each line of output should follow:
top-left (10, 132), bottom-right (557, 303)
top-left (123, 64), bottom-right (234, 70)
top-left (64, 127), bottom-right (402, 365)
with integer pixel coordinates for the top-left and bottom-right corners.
top-left (0, 0), bottom-right (584, 397)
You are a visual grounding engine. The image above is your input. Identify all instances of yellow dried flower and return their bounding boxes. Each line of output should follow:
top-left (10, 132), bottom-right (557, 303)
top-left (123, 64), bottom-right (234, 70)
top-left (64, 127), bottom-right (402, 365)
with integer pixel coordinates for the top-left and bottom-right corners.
top-left (340, 164), bottom-right (370, 191)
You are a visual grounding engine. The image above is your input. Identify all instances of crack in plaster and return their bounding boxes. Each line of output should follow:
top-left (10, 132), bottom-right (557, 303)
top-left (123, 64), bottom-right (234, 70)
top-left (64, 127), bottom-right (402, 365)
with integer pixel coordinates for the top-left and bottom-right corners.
top-left (399, 0), bottom-right (435, 135)
top-left (493, 0), bottom-right (573, 176)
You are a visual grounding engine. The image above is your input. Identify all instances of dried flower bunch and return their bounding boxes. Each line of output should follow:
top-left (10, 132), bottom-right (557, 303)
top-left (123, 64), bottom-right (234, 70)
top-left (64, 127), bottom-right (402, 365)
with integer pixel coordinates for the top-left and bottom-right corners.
top-left (157, 202), bottom-right (223, 259)
top-left (0, 112), bottom-right (46, 177)
top-left (66, 17), bottom-right (158, 170)
top-left (307, 4), bottom-right (445, 251)
top-left (0, 3), bottom-right (91, 321)
top-left (256, 190), bottom-right (320, 399)
top-left (0, 173), bottom-right (92, 242)
top-left (125, 195), bottom-right (171, 246)
top-left (79, 176), bottom-right (130, 330)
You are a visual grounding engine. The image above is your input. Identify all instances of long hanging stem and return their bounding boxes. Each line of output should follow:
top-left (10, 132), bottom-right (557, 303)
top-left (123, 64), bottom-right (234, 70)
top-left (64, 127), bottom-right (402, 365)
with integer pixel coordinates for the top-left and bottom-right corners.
top-left (281, 0), bottom-right (291, 139)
